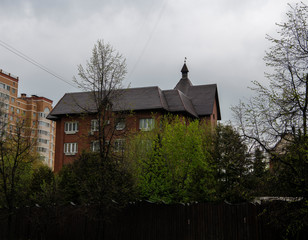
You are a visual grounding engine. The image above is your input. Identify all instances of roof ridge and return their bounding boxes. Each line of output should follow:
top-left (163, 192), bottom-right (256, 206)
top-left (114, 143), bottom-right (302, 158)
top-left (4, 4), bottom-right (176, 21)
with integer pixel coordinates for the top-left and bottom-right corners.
top-left (176, 90), bottom-right (198, 118)
top-left (157, 87), bottom-right (169, 111)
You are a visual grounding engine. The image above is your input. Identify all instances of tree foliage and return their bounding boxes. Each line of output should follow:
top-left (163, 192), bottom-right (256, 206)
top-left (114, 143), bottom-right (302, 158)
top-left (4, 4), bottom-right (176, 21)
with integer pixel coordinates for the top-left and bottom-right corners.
top-left (212, 124), bottom-right (254, 203)
top-left (232, 3), bottom-right (308, 237)
top-left (0, 121), bottom-right (39, 210)
top-left (129, 117), bottom-right (216, 203)
top-left (57, 152), bottom-right (136, 222)
top-left (73, 39), bottom-right (127, 161)
top-left (29, 165), bottom-right (57, 207)
top-left (232, 2), bottom-right (308, 197)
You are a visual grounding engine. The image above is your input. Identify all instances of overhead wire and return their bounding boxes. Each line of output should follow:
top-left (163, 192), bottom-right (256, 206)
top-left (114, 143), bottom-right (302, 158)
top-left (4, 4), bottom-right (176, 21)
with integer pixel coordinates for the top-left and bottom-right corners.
top-left (0, 39), bottom-right (78, 89)
top-left (127, 0), bottom-right (168, 81)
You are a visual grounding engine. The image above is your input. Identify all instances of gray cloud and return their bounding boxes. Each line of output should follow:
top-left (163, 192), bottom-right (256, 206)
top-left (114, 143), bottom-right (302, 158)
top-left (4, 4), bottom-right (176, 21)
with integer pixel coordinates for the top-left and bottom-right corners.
top-left (0, 0), bottom-right (300, 122)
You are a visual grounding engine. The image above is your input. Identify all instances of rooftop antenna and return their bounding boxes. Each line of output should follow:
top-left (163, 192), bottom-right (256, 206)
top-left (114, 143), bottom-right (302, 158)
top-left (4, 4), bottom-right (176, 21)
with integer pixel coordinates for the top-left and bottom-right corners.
top-left (184, 57), bottom-right (187, 64)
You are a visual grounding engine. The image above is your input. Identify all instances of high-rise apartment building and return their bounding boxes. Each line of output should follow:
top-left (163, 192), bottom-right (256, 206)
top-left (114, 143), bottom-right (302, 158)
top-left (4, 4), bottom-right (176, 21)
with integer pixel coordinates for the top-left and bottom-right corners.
top-left (0, 69), bottom-right (55, 169)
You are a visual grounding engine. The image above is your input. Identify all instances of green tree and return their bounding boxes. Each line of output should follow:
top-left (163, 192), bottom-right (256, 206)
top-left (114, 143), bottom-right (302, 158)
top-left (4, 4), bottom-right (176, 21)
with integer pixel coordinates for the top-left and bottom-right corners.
top-left (69, 40), bottom-right (134, 238)
top-left (250, 148), bottom-right (268, 196)
top-left (29, 165), bottom-right (57, 206)
top-left (232, 1), bottom-right (308, 199)
top-left (73, 39), bottom-right (127, 161)
top-left (57, 152), bottom-right (136, 224)
top-left (0, 119), bottom-right (39, 240)
top-left (0, 121), bottom-right (38, 210)
top-left (212, 124), bottom-right (252, 203)
top-left (129, 116), bottom-right (216, 203)
top-left (232, 2), bottom-right (308, 238)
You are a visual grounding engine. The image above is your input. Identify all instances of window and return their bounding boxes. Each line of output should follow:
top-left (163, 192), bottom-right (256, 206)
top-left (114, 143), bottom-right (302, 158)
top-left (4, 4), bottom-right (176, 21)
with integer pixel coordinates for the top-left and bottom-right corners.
top-left (38, 121), bottom-right (50, 127)
top-left (16, 108), bottom-right (20, 114)
top-left (38, 129), bottom-right (49, 136)
top-left (12, 88), bottom-right (16, 94)
top-left (91, 119), bottom-right (99, 132)
top-left (6, 85), bottom-right (10, 91)
top-left (139, 118), bottom-right (155, 131)
top-left (64, 143), bottom-right (78, 155)
top-left (11, 97), bottom-right (15, 103)
top-left (38, 138), bottom-right (49, 144)
top-left (33, 112), bottom-right (36, 117)
top-left (39, 112), bottom-right (46, 118)
top-left (0, 92), bottom-right (9, 100)
top-left (37, 147), bottom-right (48, 153)
top-left (64, 122), bottom-right (78, 134)
top-left (114, 139), bottom-right (125, 152)
top-left (116, 118), bottom-right (125, 130)
top-left (91, 140), bottom-right (100, 152)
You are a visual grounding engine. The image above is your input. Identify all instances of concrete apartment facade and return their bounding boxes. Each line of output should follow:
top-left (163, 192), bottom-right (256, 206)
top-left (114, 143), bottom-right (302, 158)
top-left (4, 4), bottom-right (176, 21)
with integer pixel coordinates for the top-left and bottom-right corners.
top-left (48, 64), bottom-right (221, 172)
top-left (0, 69), bottom-right (55, 169)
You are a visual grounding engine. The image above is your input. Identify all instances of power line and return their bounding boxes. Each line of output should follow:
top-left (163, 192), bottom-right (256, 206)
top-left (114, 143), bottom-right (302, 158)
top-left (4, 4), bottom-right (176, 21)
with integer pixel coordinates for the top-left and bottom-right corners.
top-left (0, 39), bottom-right (78, 89)
top-left (127, 0), bottom-right (168, 81)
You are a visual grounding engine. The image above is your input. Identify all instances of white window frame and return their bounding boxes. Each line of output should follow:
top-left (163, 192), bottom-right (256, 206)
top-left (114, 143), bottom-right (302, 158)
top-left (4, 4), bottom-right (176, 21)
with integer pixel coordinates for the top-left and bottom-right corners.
top-left (91, 119), bottom-right (99, 132)
top-left (114, 139), bottom-right (125, 152)
top-left (116, 118), bottom-right (125, 130)
top-left (64, 143), bottom-right (78, 155)
top-left (91, 140), bottom-right (100, 152)
top-left (139, 118), bottom-right (155, 131)
top-left (64, 122), bottom-right (79, 134)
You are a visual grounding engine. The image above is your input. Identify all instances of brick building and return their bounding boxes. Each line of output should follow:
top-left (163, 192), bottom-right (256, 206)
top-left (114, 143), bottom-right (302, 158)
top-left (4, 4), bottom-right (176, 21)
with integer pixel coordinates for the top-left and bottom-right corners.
top-left (0, 69), bottom-right (55, 169)
top-left (47, 64), bottom-right (221, 172)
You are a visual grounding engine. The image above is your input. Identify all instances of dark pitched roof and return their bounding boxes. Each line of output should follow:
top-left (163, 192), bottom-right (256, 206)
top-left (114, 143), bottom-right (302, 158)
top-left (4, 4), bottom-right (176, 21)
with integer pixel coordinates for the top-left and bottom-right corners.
top-left (47, 64), bottom-right (221, 120)
top-left (187, 84), bottom-right (221, 119)
top-left (48, 87), bottom-right (170, 118)
top-left (163, 90), bottom-right (198, 118)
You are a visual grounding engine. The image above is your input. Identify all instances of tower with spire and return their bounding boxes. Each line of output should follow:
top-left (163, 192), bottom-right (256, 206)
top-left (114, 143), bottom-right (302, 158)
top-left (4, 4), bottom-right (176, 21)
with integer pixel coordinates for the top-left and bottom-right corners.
top-left (174, 59), bottom-right (193, 94)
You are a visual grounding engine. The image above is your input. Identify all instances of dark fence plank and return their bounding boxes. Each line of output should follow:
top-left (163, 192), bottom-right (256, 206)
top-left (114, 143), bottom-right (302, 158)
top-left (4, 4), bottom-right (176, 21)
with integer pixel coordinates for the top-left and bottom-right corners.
top-left (0, 201), bottom-right (304, 240)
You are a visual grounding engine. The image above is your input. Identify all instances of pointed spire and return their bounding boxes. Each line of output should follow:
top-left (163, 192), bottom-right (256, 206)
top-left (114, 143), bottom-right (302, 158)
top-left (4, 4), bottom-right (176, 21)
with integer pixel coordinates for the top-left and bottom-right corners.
top-left (181, 57), bottom-right (189, 78)
top-left (174, 58), bottom-right (193, 94)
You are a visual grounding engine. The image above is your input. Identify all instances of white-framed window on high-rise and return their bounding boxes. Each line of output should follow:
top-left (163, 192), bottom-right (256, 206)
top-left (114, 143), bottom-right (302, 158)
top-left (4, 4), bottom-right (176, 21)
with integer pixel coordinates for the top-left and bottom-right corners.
top-left (64, 122), bottom-right (78, 134)
top-left (64, 143), bottom-right (78, 155)
top-left (38, 121), bottom-right (50, 127)
top-left (37, 147), bottom-right (48, 153)
top-left (139, 118), bottom-right (155, 131)
top-left (38, 138), bottom-right (49, 144)
top-left (91, 119), bottom-right (99, 132)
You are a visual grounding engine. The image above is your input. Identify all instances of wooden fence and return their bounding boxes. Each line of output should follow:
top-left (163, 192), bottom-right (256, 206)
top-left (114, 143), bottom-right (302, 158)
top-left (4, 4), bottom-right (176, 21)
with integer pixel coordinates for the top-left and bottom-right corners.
top-left (0, 201), bottom-right (304, 240)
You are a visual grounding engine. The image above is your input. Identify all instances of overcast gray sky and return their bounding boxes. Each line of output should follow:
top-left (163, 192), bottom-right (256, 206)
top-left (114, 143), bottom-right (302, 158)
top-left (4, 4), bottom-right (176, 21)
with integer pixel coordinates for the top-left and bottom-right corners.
top-left (0, 0), bottom-right (299, 122)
